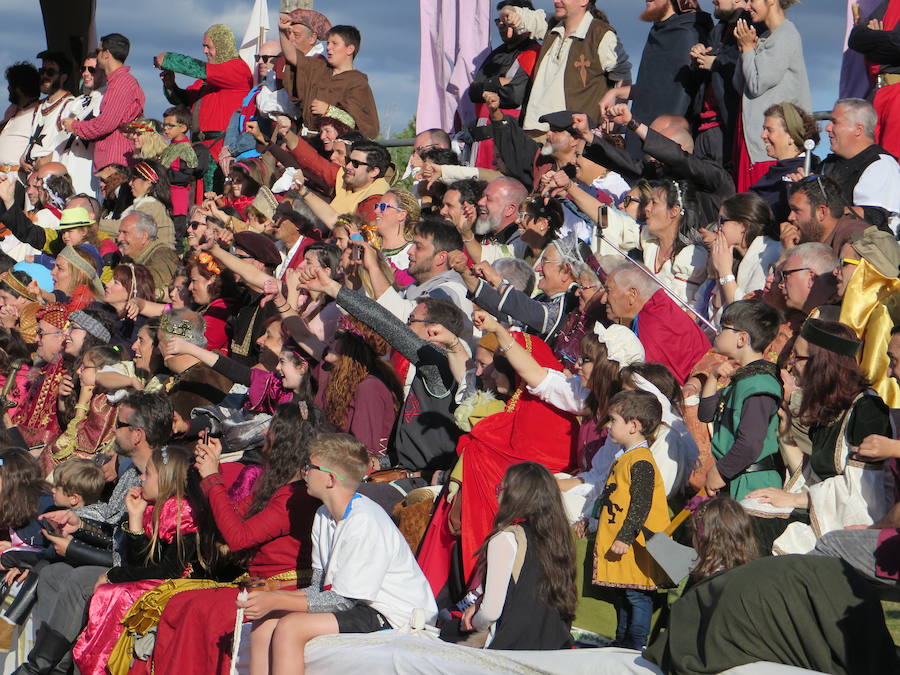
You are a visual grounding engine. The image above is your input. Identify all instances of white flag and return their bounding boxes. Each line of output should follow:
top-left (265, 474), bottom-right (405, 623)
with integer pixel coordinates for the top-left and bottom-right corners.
top-left (239, 0), bottom-right (271, 78)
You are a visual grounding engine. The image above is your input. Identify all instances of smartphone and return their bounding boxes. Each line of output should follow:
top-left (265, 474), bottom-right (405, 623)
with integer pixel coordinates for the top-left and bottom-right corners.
top-left (598, 204), bottom-right (608, 230)
top-left (349, 233), bottom-right (365, 262)
top-left (41, 518), bottom-right (63, 537)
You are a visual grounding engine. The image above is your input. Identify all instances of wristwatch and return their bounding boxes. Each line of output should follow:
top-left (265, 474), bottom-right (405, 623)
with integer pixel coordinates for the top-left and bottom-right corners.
top-left (626, 118), bottom-right (640, 132)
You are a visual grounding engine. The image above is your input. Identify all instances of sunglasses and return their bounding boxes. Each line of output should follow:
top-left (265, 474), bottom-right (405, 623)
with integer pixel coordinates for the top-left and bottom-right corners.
top-left (188, 220), bottom-right (204, 230)
top-left (82, 66), bottom-right (97, 74)
top-left (39, 67), bottom-right (59, 77)
top-left (621, 195), bottom-right (640, 208)
top-left (115, 419), bottom-right (134, 429)
top-left (797, 174), bottom-right (829, 203)
top-left (255, 54), bottom-right (277, 63)
top-left (346, 158), bottom-right (370, 169)
top-left (302, 462), bottom-right (344, 481)
top-left (375, 202), bottom-right (401, 213)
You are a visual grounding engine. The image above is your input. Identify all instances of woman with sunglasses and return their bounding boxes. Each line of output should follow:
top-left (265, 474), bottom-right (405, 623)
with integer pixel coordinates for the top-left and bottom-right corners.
top-left (746, 319), bottom-right (891, 554)
top-left (372, 188), bottom-right (420, 285)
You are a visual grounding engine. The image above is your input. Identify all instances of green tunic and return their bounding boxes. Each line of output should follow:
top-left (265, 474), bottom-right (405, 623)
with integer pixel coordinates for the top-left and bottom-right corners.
top-left (711, 362), bottom-right (782, 501)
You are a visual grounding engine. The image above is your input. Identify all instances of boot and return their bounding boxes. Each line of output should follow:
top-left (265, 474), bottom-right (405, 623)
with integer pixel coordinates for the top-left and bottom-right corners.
top-left (11, 625), bottom-right (71, 675)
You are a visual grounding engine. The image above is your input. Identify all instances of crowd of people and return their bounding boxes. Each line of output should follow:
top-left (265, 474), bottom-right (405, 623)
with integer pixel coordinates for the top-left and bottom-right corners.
top-left (0, 0), bottom-right (899, 673)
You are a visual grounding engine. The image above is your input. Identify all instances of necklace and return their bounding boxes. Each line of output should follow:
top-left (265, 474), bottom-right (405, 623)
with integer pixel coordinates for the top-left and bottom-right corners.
top-left (381, 241), bottom-right (409, 256)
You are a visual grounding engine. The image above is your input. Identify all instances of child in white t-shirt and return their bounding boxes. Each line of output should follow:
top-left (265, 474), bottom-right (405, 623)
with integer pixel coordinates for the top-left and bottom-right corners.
top-left (238, 433), bottom-right (437, 675)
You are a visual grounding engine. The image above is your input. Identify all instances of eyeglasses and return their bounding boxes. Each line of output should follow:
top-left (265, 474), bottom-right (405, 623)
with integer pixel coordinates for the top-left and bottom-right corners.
top-left (82, 66), bottom-right (96, 74)
top-left (302, 462), bottom-right (344, 481)
top-left (375, 202), bottom-right (402, 213)
top-left (162, 122), bottom-right (182, 129)
top-left (577, 283), bottom-right (599, 291)
top-left (36, 329), bottom-right (64, 338)
top-left (780, 267), bottom-right (812, 280)
top-left (115, 419), bottom-right (134, 429)
top-left (576, 356), bottom-right (593, 367)
top-left (406, 317), bottom-right (429, 326)
top-left (255, 54), bottom-right (277, 63)
top-left (718, 325), bottom-right (741, 336)
top-left (39, 67), bottom-right (59, 77)
top-left (797, 174), bottom-right (829, 203)
top-left (346, 158), bottom-right (370, 169)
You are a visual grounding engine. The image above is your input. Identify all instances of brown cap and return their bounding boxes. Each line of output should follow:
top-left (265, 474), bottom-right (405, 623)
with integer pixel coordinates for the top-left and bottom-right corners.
top-left (233, 232), bottom-right (282, 268)
top-left (850, 226), bottom-right (900, 279)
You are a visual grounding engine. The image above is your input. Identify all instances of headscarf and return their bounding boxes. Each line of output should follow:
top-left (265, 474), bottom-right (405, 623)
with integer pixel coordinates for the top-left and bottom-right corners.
top-left (204, 24), bottom-right (239, 64)
top-left (780, 103), bottom-right (808, 150)
top-left (59, 245), bottom-right (105, 298)
top-left (37, 303), bottom-right (70, 330)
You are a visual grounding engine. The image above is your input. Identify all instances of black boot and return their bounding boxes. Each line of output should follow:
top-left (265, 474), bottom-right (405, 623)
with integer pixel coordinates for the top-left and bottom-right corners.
top-left (11, 624), bottom-right (71, 675)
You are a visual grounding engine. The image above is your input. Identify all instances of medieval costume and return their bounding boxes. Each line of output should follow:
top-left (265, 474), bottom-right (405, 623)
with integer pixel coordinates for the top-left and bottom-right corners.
top-left (418, 333), bottom-right (577, 593)
top-left (849, 1), bottom-right (900, 158)
top-left (161, 24), bottom-right (253, 168)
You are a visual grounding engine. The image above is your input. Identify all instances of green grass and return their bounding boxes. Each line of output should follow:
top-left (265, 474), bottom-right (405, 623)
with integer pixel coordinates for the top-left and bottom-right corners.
top-left (884, 601), bottom-right (900, 644)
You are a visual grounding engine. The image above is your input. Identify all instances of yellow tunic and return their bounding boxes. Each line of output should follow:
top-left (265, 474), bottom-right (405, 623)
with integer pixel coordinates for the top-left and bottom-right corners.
top-left (592, 446), bottom-right (670, 590)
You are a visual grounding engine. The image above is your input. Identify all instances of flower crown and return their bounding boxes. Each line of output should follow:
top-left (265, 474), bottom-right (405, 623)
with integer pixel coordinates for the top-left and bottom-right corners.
top-left (160, 314), bottom-right (195, 338)
top-left (197, 252), bottom-right (222, 276)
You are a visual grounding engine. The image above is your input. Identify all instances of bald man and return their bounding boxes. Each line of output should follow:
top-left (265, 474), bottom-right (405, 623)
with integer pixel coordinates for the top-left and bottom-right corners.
top-left (576, 106), bottom-right (734, 224)
top-left (255, 40), bottom-right (281, 84)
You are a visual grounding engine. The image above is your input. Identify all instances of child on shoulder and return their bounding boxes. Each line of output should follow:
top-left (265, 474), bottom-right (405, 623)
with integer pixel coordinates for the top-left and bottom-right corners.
top-left (592, 390), bottom-right (670, 650)
top-left (700, 300), bottom-right (783, 501)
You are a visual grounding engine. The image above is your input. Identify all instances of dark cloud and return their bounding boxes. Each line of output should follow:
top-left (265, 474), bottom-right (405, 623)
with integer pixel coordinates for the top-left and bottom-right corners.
top-left (3, 0), bottom-right (847, 136)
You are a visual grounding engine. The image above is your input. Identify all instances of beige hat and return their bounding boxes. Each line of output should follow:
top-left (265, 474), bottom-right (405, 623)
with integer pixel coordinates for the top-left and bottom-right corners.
top-left (850, 226), bottom-right (900, 279)
top-left (593, 323), bottom-right (645, 370)
top-left (250, 187), bottom-right (278, 221)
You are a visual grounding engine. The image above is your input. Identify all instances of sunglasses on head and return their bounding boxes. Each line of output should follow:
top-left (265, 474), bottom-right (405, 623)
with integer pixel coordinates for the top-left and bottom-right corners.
top-left (255, 54), bottom-right (277, 63)
top-left (39, 67), bottom-right (59, 77)
top-left (82, 66), bottom-right (96, 74)
top-left (621, 195), bottom-right (640, 208)
top-left (346, 158), bottom-right (370, 169)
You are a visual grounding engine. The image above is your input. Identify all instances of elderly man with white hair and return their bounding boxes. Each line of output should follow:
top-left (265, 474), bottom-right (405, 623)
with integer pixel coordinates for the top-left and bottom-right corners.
top-left (460, 176), bottom-right (529, 263)
top-left (778, 242), bottom-right (840, 320)
top-left (821, 98), bottom-right (900, 234)
top-left (602, 262), bottom-right (710, 384)
top-left (115, 210), bottom-right (179, 300)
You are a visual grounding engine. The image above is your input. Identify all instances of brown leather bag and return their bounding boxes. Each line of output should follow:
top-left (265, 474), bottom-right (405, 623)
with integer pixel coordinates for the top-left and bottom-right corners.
top-left (365, 468), bottom-right (414, 483)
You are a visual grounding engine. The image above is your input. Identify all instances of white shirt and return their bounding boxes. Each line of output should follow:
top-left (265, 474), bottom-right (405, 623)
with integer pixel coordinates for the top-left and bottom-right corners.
top-left (0, 105), bottom-right (37, 166)
top-left (854, 153), bottom-right (900, 236)
top-left (640, 229), bottom-right (709, 304)
top-left (312, 495), bottom-right (437, 628)
top-left (25, 94), bottom-right (76, 163)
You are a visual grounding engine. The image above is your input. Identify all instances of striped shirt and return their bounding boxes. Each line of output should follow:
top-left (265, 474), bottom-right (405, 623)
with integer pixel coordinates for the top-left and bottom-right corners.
top-left (73, 65), bottom-right (145, 170)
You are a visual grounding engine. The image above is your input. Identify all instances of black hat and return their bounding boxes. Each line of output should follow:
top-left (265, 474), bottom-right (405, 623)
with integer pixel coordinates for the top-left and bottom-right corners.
top-left (538, 110), bottom-right (594, 133)
top-left (233, 232), bottom-right (282, 267)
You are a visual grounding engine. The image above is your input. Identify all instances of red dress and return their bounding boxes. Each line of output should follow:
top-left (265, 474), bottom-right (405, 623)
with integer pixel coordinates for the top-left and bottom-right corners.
top-left (203, 296), bottom-right (237, 355)
top-left (147, 468), bottom-right (319, 675)
top-left (418, 333), bottom-right (578, 590)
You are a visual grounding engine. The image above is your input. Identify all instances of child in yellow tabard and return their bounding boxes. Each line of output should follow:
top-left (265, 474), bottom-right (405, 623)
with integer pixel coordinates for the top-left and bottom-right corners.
top-left (592, 390), bottom-right (671, 649)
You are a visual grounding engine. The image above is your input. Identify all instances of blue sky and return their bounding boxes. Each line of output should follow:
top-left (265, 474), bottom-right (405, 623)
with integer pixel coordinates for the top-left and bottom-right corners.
top-left (5, 0), bottom-right (848, 139)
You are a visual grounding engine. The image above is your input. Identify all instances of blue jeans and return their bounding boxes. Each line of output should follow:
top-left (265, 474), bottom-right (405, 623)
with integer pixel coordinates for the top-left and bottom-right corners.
top-left (614, 589), bottom-right (653, 649)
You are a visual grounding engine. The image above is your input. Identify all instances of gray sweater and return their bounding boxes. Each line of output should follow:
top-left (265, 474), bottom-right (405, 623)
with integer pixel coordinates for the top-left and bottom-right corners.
top-left (736, 19), bottom-right (811, 165)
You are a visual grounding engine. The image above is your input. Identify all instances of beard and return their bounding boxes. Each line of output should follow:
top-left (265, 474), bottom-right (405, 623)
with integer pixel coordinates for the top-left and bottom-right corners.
top-left (40, 79), bottom-right (61, 96)
top-left (640, 4), bottom-right (669, 23)
top-left (475, 212), bottom-right (499, 236)
top-left (540, 142), bottom-right (555, 157)
top-left (714, 7), bottom-right (740, 21)
top-left (798, 218), bottom-right (825, 244)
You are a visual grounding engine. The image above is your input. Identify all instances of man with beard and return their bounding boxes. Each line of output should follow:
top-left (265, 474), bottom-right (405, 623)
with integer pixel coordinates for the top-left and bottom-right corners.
top-left (780, 174), bottom-right (870, 255)
top-left (60, 34), bottom-right (145, 174)
top-left (575, 106), bottom-right (733, 224)
top-left (600, 0), bottom-right (713, 160)
top-left (458, 176), bottom-right (528, 263)
top-left (0, 63), bottom-right (40, 186)
top-left (21, 50), bottom-right (75, 173)
top-left (58, 51), bottom-right (106, 195)
top-left (295, 140), bottom-right (391, 229)
top-left (821, 98), bottom-right (900, 235)
top-left (501, 0), bottom-right (631, 135)
top-left (478, 95), bottom-right (583, 190)
top-left (689, 0), bottom-right (750, 165)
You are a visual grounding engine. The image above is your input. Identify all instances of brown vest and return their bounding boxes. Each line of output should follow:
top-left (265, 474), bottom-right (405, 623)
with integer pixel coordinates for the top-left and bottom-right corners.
top-left (534, 16), bottom-right (614, 115)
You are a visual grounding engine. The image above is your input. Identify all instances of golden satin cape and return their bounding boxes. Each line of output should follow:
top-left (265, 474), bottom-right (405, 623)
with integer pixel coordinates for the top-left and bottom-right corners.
top-left (839, 258), bottom-right (900, 408)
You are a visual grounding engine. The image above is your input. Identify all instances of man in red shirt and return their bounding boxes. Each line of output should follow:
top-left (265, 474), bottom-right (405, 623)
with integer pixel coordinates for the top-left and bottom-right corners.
top-left (60, 33), bottom-right (145, 172)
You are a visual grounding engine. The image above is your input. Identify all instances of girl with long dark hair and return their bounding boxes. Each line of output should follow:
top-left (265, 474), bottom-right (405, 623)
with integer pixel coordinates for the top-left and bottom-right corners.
top-left (747, 319), bottom-right (891, 554)
top-left (148, 403), bottom-right (325, 675)
top-left (455, 461), bottom-right (576, 650)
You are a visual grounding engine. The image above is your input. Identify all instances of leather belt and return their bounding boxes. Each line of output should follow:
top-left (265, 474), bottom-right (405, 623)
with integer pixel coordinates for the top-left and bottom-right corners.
top-left (744, 456), bottom-right (777, 473)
